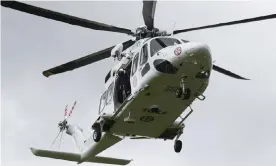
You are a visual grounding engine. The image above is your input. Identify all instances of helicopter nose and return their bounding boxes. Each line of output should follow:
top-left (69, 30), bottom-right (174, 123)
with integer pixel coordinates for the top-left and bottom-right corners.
top-left (171, 42), bottom-right (210, 57)
top-left (184, 42), bottom-right (210, 57)
top-left (180, 42), bottom-right (211, 57)
top-left (174, 42), bottom-right (211, 57)
top-left (170, 42), bottom-right (212, 69)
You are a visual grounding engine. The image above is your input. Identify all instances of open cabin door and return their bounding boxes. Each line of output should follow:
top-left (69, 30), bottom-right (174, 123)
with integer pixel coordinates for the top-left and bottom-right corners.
top-left (113, 60), bottom-right (133, 111)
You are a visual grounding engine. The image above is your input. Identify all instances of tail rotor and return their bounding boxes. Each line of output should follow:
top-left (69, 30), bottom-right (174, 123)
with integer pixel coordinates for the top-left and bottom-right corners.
top-left (49, 101), bottom-right (77, 150)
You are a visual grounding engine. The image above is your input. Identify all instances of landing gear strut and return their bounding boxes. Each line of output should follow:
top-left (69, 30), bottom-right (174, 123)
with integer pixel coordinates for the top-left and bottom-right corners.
top-left (173, 106), bottom-right (194, 153)
top-left (175, 75), bottom-right (191, 100)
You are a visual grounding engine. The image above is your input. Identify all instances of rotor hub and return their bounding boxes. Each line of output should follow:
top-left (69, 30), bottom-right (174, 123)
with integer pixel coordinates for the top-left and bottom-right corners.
top-left (134, 26), bottom-right (168, 40)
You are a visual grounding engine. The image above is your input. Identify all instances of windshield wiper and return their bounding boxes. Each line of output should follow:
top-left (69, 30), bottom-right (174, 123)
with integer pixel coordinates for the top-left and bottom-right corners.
top-left (155, 38), bottom-right (167, 48)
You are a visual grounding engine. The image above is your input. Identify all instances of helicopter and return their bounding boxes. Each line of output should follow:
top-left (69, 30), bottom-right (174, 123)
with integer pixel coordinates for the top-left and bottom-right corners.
top-left (2, 0), bottom-right (276, 165)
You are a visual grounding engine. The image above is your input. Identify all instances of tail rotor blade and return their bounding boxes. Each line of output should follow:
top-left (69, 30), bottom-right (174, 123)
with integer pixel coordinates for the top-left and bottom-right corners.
top-left (50, 131), bottom-right (61, 149)
top-left (64, 104), bottom-right (68, 120)
top-left (68, 101), bottom-right (77, 118)
top-left (58, 131), bottom-right (64, 150)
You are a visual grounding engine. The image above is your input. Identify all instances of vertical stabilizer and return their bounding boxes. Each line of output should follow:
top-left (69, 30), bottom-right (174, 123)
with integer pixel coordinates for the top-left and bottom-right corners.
top-left (66, 124), bottom-right (86, 152)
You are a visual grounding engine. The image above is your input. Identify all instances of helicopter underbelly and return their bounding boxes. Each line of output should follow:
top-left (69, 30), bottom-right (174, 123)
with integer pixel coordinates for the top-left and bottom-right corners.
top-left (109, 48), bottom-right (212, 138)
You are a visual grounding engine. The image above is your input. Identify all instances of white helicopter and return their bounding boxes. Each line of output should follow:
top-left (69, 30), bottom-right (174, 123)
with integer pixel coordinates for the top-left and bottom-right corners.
top-left (2, 0), bottom-right (276, 165)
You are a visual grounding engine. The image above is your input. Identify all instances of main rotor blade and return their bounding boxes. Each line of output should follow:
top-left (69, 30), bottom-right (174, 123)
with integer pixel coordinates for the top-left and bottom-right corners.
top-left (212, 65), bottom-right (249, 80)
top-left (42, 40), bottom-right (135, 77)
top-left (142, 0), bottom-right (157, 30)
top-left (1, 1), bottom-right (134, 35)
top-left (173, 14), bottom-right (276, 34)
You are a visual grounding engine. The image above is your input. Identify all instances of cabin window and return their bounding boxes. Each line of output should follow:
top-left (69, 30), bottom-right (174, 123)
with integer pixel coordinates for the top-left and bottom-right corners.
top-left (106, 82), bottom-right (114, 105)
top-left (140, 44), bottom-right (149, 66)
top-left (131, 53), bottom-right (139, 76)
top-left (150, 38), bottom-right (181, 56)
top-left (99, 91), bottom-right (107, 113)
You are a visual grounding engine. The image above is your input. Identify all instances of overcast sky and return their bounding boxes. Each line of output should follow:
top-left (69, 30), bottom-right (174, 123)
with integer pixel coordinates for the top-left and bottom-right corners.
top-left (1, 0), bottom-right (276, 166)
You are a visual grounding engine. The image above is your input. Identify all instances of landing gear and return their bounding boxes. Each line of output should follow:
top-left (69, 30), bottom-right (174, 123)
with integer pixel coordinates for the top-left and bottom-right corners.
top-left (183, 88), bottom-right (191, 100)
top-left (172, 106), bottom-right (194, 153)
top-left (174, 128), bottom-right (183, 153)
top-left (175, 87), bottom-right (191, 100)
top-left (174, 140), bottom-right (182, 153)
top-left (175, 88), bottom-right (183, 98)
top-left (93, 129), bottom-right (101, 142)
top-left (92, 123), bottom-right (102, 142)
top-left (175, 75), bottom-right (191, 100)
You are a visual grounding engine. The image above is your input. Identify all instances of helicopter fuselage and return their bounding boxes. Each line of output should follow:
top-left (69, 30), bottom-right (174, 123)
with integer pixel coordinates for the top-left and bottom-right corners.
top-left (96, 36), bottom-right (212, 139)
top-left (3, 0), bottom-right (257, 163)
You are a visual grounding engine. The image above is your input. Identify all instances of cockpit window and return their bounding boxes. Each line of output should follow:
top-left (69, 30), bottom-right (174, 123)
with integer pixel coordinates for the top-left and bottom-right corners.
top-left (131, 53), bottom-right (139, 76)
top-left (140, 44), bottom-right (148, 66)
top-left (150, 38), bottom-right (181, 56)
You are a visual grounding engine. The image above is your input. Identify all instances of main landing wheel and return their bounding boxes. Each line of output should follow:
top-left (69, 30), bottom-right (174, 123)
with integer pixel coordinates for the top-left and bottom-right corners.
top-left (93, 128), bottom-right (102, 142)
top-left (175, 88), bottom-right (183, 98)
top-left (174, 140), bottom-right (182, 153)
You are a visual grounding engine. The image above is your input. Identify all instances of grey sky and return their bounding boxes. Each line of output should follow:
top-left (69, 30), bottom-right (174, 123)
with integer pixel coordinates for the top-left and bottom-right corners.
top-left (1, 1), bottom-right (276, 166)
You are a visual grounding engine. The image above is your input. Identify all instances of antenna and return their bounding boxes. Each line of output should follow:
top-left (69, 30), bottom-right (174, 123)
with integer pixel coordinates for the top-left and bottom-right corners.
top-left (171, 21), bottom-right (176, 36)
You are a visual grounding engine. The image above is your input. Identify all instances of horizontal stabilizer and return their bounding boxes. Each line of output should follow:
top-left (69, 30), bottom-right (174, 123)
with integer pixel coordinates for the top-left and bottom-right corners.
top-left (80, 133), bottom-right (123, 163)
top-left (87, 156), bottom-right (132, 165)
top-left (30, 148), bottom-right (132, 165)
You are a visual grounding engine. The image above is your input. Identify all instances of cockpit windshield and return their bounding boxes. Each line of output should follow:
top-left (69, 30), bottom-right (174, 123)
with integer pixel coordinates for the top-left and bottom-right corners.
top-left (150, 37), bottom-right (181, 56)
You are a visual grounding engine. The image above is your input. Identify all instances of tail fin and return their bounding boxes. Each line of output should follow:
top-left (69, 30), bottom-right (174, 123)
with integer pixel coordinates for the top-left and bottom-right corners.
top-left (30, 148), bottom-right (131, 165)
top-left (66, 124), bottom-right (86, 152)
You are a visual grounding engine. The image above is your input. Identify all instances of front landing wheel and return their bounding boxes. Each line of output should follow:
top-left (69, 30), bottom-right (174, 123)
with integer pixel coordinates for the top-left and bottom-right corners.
top-left (175, 88), bottom-right (183, 98)
top-left (174, 140), bottom-right (182, 153)
top-left (183, 88), bottom-right (191, 100)
top-left (93, 128), bottom-right (102, 142)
